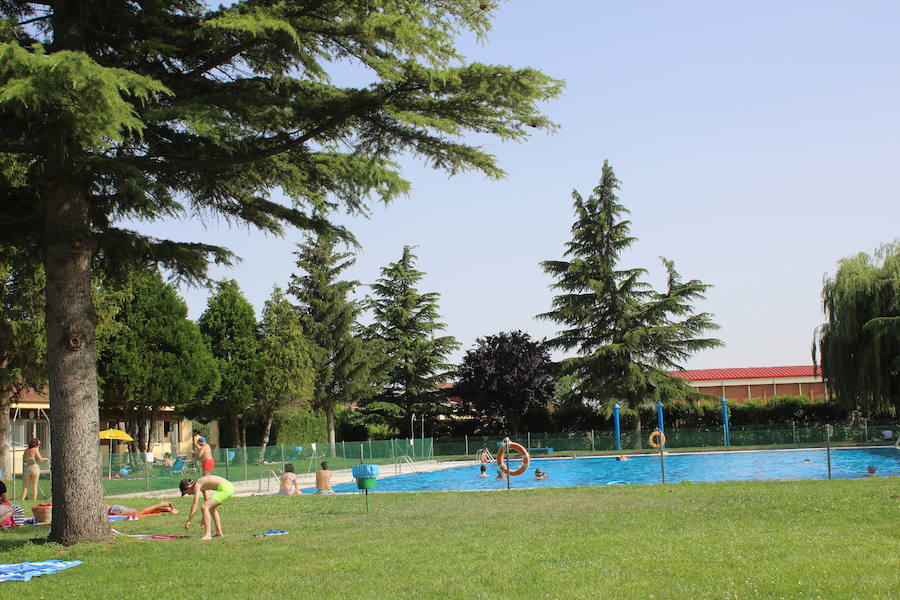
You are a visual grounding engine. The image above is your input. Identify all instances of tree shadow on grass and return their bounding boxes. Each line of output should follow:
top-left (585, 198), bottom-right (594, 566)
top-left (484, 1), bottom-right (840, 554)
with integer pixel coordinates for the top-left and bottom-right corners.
top-left (0, 535), bottom-right (55, 553)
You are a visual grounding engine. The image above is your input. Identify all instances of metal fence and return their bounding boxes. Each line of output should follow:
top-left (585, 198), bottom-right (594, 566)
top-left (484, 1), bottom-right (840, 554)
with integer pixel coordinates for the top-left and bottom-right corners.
top-left (2, 421), bottom-right (895, 498)
top-left (432, 421), bottom-right (899, 457)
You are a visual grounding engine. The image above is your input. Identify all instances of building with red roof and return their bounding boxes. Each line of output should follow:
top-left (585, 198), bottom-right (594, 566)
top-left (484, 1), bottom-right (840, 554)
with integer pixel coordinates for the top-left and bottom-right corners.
top-left (668, 366), bottom-right (824, 402)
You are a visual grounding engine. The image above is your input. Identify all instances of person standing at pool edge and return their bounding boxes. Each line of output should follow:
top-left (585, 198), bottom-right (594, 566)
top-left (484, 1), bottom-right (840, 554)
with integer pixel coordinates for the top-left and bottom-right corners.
top-left (181, 475), bottom-right (233, 540)
top-left (197, 437), bottom-right (214, 475)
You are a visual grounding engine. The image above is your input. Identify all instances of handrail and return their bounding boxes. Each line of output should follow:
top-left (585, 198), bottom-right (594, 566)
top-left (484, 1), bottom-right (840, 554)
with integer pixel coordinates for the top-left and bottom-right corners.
top-left (257, 469), bottom-right (281, 493)
top-left (475, 447), bottom-right (494, 464)
top-left (394, 455), bottom-right (419, 474)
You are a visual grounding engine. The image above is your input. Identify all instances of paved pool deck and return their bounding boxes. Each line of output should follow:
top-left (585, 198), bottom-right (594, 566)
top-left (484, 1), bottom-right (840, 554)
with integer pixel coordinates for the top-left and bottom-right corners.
top-left (109, 459), bottom-right (470, 498)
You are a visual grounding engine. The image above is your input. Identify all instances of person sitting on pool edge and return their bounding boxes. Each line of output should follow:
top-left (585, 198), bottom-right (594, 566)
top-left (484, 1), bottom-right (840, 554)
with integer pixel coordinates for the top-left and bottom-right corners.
top-left (278, 463), bottom-right (301, 495)
top-left (181, 475), bottom-right (234, 540)
top-left (315, 461), bottom-right (335, 494)
top-left (478, 464), bottom-right (489, 478)
top-left (534, 468), bottom-right (548, 480)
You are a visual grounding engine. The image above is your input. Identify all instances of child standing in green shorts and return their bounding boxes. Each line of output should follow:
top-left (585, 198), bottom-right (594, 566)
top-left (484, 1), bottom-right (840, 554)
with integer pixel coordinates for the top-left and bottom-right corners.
top-left (180, 475), bottom-right (234, 540)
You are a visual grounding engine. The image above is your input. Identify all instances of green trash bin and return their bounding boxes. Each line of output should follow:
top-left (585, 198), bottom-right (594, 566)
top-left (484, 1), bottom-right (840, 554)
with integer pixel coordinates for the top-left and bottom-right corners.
top-left (352, 464), bottom-right (380, 489)
top-left (356, 477), bottom-right (377, 490)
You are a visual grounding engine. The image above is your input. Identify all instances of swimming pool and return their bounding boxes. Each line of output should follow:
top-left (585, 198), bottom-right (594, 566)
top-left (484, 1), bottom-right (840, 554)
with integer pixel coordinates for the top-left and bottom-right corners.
top-left (319, 447), bottom-right (899, 493)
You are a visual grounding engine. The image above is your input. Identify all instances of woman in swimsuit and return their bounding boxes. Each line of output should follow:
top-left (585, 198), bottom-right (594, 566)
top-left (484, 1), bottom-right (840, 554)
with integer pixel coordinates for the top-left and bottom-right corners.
top-left (278, 463), bottom-right (300, 495)
top-left (20, 438), bottom-right (48, 502)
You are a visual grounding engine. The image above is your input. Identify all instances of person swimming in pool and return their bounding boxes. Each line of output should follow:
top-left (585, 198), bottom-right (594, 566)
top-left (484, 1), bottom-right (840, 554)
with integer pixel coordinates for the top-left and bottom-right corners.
top-left (495, 470), bottom-right (506, 481)
top-left (534, 468), bottom-right (548, 480)
top-left (616, 454), bottom-right (629, 462)
top-left (865, 465), bottom-right (877, 477)
top-left (478, 464), bottom-right (489, 478)
top-left (181, 475), bottom-right (233, 540)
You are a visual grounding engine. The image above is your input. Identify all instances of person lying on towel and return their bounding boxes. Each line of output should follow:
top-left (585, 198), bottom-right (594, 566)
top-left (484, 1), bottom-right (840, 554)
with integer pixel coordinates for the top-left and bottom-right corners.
top-left (105, 502), bottom-right (179, 518)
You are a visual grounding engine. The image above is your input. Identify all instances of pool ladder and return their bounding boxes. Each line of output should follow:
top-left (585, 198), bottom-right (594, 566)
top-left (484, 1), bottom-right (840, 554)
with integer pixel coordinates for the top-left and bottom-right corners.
top-left (257, 469), bottom-right (281, 493)
top-left (394, 455), bottom-right (419, 474)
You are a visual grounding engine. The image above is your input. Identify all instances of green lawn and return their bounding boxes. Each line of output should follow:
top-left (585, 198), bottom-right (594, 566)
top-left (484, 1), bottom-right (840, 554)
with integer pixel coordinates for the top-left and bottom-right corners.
top-left (2, 479), bottom-right (898, 599)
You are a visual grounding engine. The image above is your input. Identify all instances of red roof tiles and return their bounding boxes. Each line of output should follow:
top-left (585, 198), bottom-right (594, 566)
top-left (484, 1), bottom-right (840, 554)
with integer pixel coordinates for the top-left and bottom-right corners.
top-left (669, 366), bottom-right (821, 381)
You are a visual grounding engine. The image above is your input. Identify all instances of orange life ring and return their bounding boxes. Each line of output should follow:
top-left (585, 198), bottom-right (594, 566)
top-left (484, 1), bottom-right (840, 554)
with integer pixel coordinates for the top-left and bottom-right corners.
top-left (648, 431), bottom-right (666, 448)
top-left (496, 442), bottom-right (530, 476)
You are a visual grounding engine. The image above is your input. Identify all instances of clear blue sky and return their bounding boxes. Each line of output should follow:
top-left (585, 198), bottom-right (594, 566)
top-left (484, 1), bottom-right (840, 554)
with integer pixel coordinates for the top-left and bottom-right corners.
top-left (132, 0), bottom-right (900, 370)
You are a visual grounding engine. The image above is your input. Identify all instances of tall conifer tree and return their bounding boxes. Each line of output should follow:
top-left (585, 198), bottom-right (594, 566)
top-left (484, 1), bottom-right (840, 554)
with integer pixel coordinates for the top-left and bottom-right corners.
top-left (289, 233), bottom-right (369, 453)
top-left (815, 241), bottom-right (899, 416)
top-left (256, 286), bottom-right (314, 460)
top-left (539, 161), bottom-right (721, 447)
top-left (198, 280), bottom-right (260, 448)
top-left (97, 269), bottom-right (219, 451)
top-left (366, 246), bottom-right (459, 434)
top-left (0, 1), bottom-right (559, 542)
top-left (0, 246), bottom-right (46, 478)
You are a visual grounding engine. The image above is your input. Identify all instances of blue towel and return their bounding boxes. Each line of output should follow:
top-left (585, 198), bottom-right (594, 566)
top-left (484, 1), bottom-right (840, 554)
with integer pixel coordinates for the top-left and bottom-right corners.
top-left (251, 529), bottom-right (289, 538)
top-left (0, 560), bottom-right (82, 582)
top-left (352, 464), bottom-right (380, 479)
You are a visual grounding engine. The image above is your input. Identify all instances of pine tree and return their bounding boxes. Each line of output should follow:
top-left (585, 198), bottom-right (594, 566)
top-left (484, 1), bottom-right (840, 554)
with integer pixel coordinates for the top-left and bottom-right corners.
top-left (1, 1), bottom-right (559, 543)
top-left (0, 245), bottom-right (46, 477)
top-left (539, 161), bottom-right (722, 447)
top-left (366, 246), bottom-right (459, 435)
top-left (288, 233), bottom-right (370, 453)
top-left (815, 241), bottom-right (899, 416)
top-left (198, 280), bottom-right (261, 448)
top-left (96, 269), bottom-right (219, 451)
top-left (256, 286), bottom-right (315, 460)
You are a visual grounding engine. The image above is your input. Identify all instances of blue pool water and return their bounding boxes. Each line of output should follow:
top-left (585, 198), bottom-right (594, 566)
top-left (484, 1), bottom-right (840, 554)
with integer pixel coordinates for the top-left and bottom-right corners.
top-left (321, 447), bottom-right (899, 493)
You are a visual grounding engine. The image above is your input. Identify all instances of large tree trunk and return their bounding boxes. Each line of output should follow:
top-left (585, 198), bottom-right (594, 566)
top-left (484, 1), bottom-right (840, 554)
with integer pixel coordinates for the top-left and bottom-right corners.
top-left (44, 176), bottom-right (109, 544)
top-left (258, 411), bottom-right (274, 462)
top-left (229, 414), bottom-right (240, 449)
top-left (0, 396), bottom-right (11, 479)
top-left (326, 403), bottom-right (336, 457)
top-left (137, 415), bottom-right (148, 454)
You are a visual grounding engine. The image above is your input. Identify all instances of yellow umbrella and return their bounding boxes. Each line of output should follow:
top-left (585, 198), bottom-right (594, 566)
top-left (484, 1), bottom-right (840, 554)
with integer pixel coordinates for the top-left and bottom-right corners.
top-left (100, 429), bottom-right (134, 479)
top-left (99, 429), bottom-right (134, 441)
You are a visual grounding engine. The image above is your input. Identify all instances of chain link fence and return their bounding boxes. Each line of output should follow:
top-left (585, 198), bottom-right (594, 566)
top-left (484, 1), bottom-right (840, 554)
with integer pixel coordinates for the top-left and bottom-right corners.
top-left (2, 420), bottom-right (895, 497)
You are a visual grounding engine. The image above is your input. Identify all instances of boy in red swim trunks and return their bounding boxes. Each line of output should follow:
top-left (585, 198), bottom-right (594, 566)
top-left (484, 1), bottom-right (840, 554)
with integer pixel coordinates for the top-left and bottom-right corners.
top-left (197, 437), bottom-right (214, 475)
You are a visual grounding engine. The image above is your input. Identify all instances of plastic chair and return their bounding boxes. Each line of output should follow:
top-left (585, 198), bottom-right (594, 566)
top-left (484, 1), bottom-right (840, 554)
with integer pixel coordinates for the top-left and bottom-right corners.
top-left (168, 459), bottom-right (196, 477)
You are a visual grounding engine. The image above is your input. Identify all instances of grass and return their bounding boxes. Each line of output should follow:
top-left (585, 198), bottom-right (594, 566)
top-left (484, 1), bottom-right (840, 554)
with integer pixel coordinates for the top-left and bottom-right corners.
top-left (2, 478), bottom-right (898, 599)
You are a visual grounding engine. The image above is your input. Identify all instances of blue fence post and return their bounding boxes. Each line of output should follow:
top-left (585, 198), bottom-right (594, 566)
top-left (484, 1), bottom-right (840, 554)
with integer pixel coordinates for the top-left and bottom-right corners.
top-left (721, 397), bottom-right (731, 447)
top-left (613, 403), bottom-right (621, 451)
top-left (656, 401), bottom-right (665, 449)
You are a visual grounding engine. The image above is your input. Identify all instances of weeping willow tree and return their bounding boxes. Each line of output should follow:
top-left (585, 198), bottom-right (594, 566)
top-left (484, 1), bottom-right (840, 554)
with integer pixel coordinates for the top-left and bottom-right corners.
top-left (815, 241), bottom-right (900, 416)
